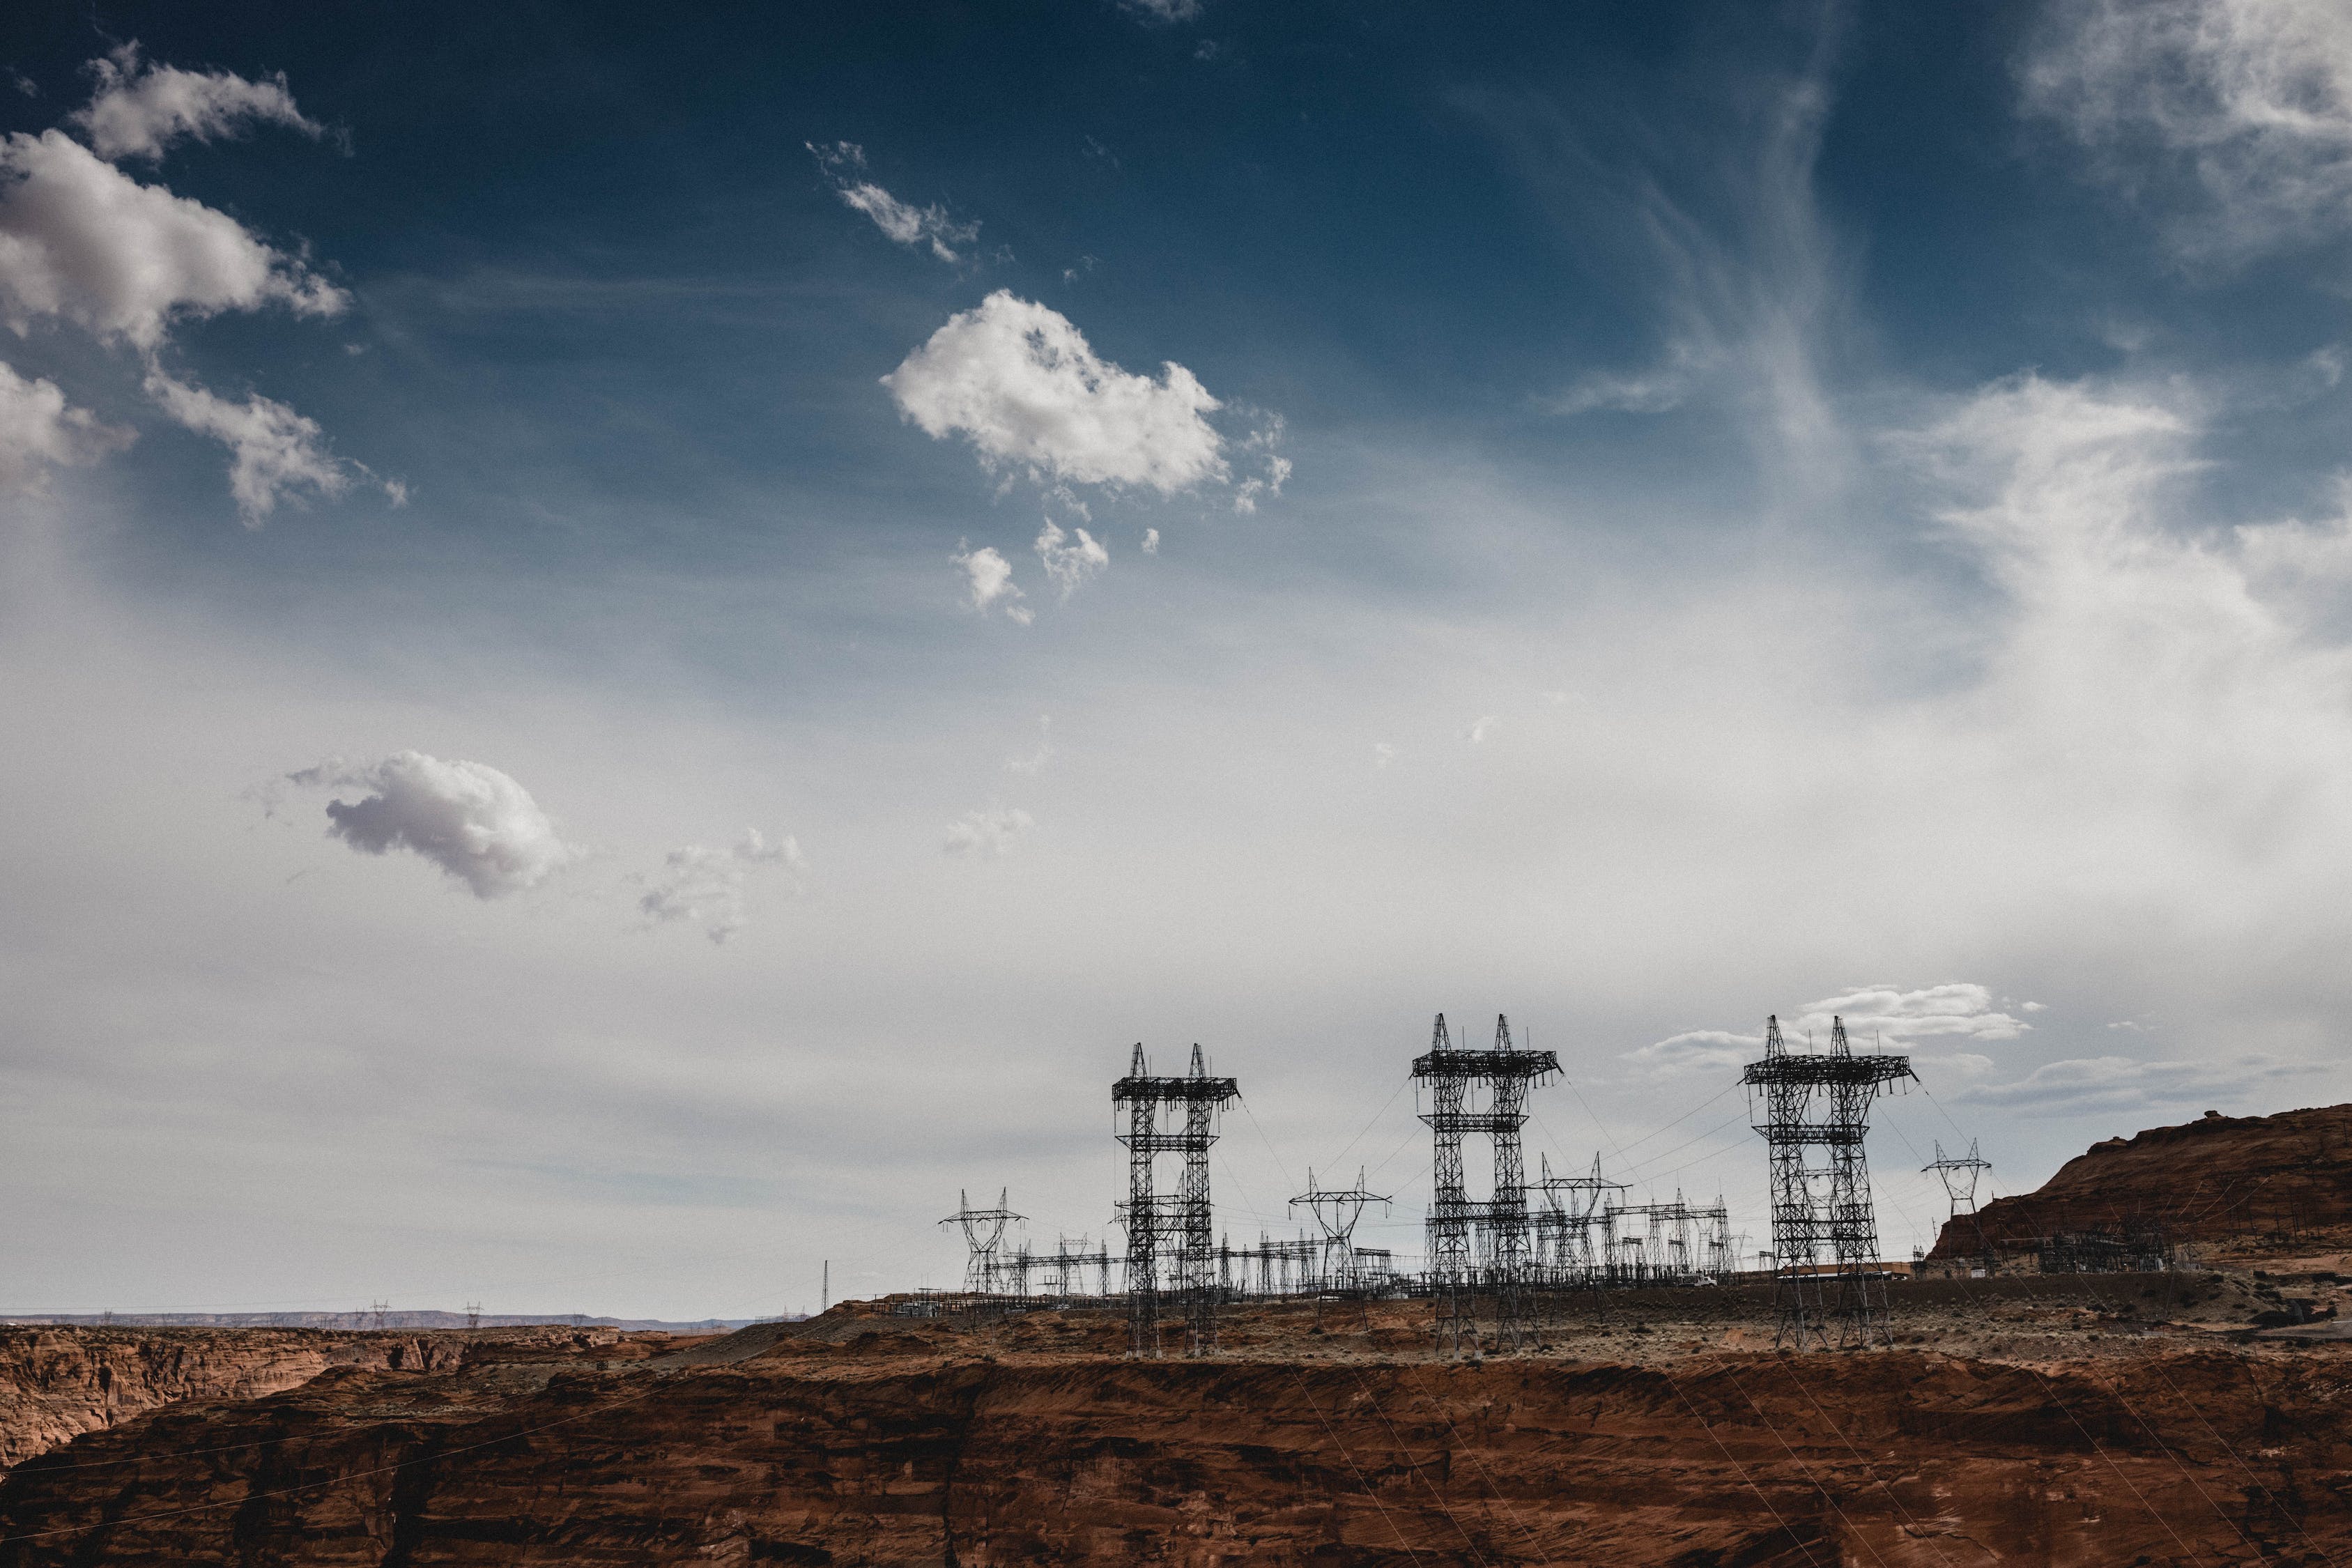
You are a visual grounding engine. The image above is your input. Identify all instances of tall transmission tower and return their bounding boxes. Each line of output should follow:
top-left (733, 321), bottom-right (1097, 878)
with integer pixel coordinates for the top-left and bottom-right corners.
top-left (1741, 1015), bottom-right (1914, 1350)
top-left (1114, 1043), bottom-right (1238, 1358)
top-left (939, 1189), bottom-right (1024, 1296)
top-left (1413, 1013), bottom-right (1559, 1355)
top-left (1923, 1139), bottom-right (1994, 1269)
top-left (1291, 1168), bottom-right (1390, 1292)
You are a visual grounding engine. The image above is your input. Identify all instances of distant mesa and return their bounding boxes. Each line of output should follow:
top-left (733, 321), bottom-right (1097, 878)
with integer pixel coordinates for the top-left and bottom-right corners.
top-left (1926, 1102), bottom-right (2352, 1269)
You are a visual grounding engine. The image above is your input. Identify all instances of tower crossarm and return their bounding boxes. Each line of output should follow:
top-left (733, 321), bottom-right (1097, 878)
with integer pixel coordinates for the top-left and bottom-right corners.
top-left (1114, 1076), bottom-right (1240, 1106)
top-left (1740, 1056), bottom-right (1915, 1089)
top-left (1411, 1049), bottom-right (1562, 1082)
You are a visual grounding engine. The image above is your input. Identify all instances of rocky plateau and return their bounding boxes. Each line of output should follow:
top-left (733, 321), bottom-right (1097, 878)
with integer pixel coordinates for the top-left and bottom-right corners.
top-left (0, 1106), bottom-right (2349, 1563)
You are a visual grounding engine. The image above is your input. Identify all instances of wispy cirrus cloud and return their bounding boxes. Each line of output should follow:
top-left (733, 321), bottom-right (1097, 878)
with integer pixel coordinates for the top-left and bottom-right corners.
top-left (2022, 0), bottom-right (2352, 263)
top-left (807, 141), bottom-right (978, 263)
top-left (1953, 1052), bottom-right (2319, 1118)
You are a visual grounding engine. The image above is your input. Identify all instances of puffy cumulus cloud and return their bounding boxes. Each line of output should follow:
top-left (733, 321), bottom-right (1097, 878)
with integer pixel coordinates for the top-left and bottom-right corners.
top-left (807, 141), bottom-right (977, 263)
top-left (637, 829), bottom-right (807, 945)
top-left (2022, 0), bottom-right (2352, 261)
top-left (0, 129), bottom-right (344, 348)
top-left (1955, 1052), bottom-right (2319, 1118)
top-left (1790, 983), bottom-right (2031, 1045)
top-left (70, 43), bottom-right (322, 163)
top-left (1034, 519), bottom-right (1108, 600)
top-left (287, 751), bottom-right (579, 900)
top-left (141, 368), bottom-right (351, 523)
top-left (951, 540), bottom-right (1031, 624)
top-left (0, 359), bottom-right (131, 491)
top-left (944, 806), bottom-right (1035, 858)
top-left (883, 291), bottom-right (1229, 495)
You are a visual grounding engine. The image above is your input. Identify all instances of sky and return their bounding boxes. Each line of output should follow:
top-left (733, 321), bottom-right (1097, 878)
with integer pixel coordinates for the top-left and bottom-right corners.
top-left (1, 0), bottom-right (2349, 1319)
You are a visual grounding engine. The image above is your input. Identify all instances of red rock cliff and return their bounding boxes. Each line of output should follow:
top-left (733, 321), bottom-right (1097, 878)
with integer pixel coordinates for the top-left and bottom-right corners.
top-left (1927, 1101), bottom-right (2352, 1259)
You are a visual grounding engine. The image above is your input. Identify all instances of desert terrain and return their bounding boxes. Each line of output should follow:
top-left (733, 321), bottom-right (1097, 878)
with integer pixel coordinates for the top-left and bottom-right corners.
top-left (0, 1108), bottom-right (2349, 1563)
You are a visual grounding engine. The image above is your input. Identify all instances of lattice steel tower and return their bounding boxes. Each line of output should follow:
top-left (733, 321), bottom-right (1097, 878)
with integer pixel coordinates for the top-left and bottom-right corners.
top-left (1114, 1043), bottom-right (1239, 1358)
top-left (1924, 1139), bottom-right (1994, 1268)
top-left (939, 1189), bottom-right (1024, 1295)
top-left (1291, 1168), bottom-right (1391, 1292)
top-left (1741, 1015), bottom-right (1914, 1350)
top-left (1414, 1013), bottom-right (1559, 1354)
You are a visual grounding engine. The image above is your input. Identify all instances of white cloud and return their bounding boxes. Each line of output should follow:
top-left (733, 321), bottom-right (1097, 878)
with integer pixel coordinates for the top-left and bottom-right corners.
top-left (1790, 983), bottom-right (2031, 1045)
top-left (1624, 1028), bottom-right (1762, 1075)
top-left (1142, 527), bottom-right (1160, 555)
top-left (637, 829), bottom-right (807, 945)
top-left (1916, 1051), bottom-right (1997, 1081)
top-left (0, 358), bottom-right (131, 491)
top-left (951, 540), bottom-right (1031, 623)
top-left (1627, 983), bottom-right (2026, 1077)
top-left (0, 128), bottom-right (344, 348)
top-left (2022, 0), bottom-right (2352, 261)
top-left (1232, 415), bottom-right (1291, 513)
top-left (1466, 715), bottom-right (1499, 743)
top-left (883, 291), bottom-right (1229, 495)
top-left (1544, 341), bottom-right (1710, 416)
top-left (70, 43), bottom-right (323, 162)
top-left (141, 367), bottom-right (349, 524)
top-left (1373, 741), bottom-right (1396, 769)
top-left (944, 806), bottom-right (1034, 858)
top-left (287, 751), bottom-right (580, 900)
top-left (807, 141), bottom-right (977, 263)
top-left (1120, 0), bottom-right (1204, 20)
top-left (1034, 519), bottom-right (1109, 599)
top-left (1006, 716), bottom-right (1053, 775)
top-left (1955, 1052), bottom-right (2318, 1117)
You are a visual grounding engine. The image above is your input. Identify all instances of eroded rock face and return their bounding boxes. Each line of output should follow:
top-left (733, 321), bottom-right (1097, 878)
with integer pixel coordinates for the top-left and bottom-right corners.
top-left (1928, 1101), bottom-right (2352, 1261)
top-left (0, 1327), bottom-right (467, 1476)
top-left (0, 1323), bottom-right (654, 1484)
top-left (0, 1328), bottom-right (2341, 1566)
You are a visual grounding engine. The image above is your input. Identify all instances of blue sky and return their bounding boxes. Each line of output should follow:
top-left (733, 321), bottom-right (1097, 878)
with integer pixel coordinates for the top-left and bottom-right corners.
top-left (1, 0), bottom-right (2350, 1316)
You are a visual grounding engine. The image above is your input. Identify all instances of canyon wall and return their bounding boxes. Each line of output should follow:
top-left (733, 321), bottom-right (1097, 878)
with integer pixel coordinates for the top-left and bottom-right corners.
top-left (0, 1331), bottom-right (2339, 1565)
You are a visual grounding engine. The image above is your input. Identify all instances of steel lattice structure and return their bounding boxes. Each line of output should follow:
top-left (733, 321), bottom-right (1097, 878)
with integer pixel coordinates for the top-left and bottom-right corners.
top-left (1290, 1168), bottom-right (1392, 1293)
top-left (1413, 1013), bottom-right (1560, 1354)
top-left (1923, 1139), bottom-right (1995, 1273)
top-left (1113, 1043), bottom-right (1238, 1358)
top-left (1741, 1015), bottom-right (1914, 1350)
top-left (939, 1189), bottom-right (1024, 1294)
